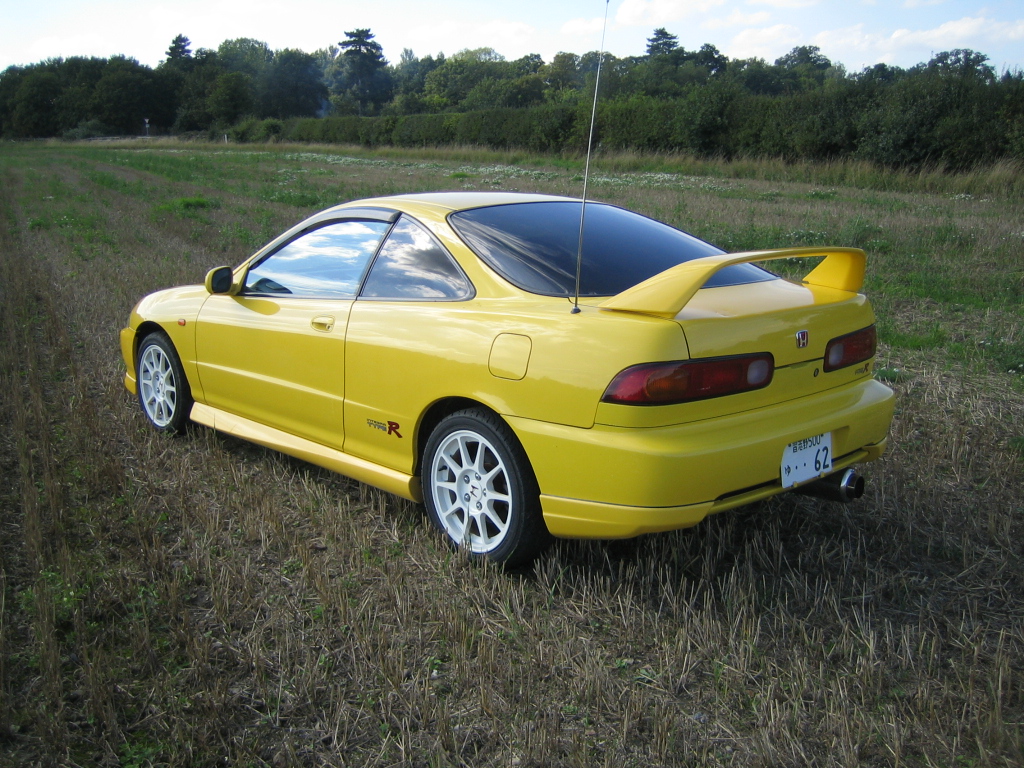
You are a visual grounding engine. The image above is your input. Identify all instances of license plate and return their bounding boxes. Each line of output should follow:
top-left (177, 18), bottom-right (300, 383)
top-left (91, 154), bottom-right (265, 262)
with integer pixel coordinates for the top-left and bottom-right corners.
top-left (781, 432), bottom-right (833, 488)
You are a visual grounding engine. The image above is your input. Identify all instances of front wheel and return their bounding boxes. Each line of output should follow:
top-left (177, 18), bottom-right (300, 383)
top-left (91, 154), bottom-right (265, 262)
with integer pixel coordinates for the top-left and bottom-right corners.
top-left (136, 333), bottom-right (192, 434)
top-left (422, 409), bottom-right (550, 566)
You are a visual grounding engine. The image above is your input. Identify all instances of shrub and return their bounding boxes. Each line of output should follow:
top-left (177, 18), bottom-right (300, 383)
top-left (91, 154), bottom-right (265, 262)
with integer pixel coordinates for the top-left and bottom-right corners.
top-left (62, 119), bottom-right (114, 141)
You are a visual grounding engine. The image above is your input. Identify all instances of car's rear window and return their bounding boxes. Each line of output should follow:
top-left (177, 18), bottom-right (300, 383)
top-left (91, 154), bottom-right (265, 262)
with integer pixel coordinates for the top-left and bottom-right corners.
top-left (449, 201), bottom-right (774, 297)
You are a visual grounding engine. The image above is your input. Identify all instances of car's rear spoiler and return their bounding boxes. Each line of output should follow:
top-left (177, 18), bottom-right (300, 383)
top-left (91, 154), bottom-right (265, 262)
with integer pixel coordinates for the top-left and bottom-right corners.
top-left (599, 247), bottom-right (866, 319)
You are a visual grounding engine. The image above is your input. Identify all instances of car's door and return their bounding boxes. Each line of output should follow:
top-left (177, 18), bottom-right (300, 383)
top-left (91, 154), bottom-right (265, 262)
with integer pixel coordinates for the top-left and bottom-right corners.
top-left (343, 215), bottom-right (475, 473)
top-left (194, 214), bottom-right (394, 450)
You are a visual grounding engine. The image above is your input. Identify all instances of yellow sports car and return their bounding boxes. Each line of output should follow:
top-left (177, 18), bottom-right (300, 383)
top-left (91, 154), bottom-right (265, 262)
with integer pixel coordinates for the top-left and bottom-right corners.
top-left (121, 192), bottom-right (895, 565)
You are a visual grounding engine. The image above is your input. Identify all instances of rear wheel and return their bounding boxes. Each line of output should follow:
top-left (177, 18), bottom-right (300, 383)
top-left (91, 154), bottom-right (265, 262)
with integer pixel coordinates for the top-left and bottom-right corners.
top-left (137, 333), bottom-right (192, 434)
top-left (422, 409), bottom-right (550, 566)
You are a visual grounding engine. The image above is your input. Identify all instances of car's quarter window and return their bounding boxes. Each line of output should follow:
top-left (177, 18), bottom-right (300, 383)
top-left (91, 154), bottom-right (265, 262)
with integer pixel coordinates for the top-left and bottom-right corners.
top-left (449, 201), bottom-right (776, 297)
top-left (244, 219), bottom-right (392, 298)
top-left (359, 216), bottom-right (473, 300)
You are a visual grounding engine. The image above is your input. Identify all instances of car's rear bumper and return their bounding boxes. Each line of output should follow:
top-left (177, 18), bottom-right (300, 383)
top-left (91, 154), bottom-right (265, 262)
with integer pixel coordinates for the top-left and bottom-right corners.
top-left (508, 378), bottom-right (894, 539)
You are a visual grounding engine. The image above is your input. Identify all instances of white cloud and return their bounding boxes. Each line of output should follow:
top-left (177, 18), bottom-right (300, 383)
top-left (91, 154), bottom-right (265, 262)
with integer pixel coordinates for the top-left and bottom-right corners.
top-left (811, 17), bottom-right (1024, 68)
top-left (910, 16), bottom-right (1024, 46)
top-left (398, 19), bottom-right (540, 59)
top-left (616, 0), bottom-right (725, 26)
top-left (747, 0), bottom-right (818, 8)
top-left (888, 16), bottom-right (988, 47)
top-left (3, 0), bottom-right (1022, 74)
top-left (991, 19), bottom-right (1024, 41)
top-left (704, 10), bottom-right (772, 30)
top-left (812, 24), bottom-right (877, 53)
top-left (726, 23), bottom-right (802, 61)
top-left (27, 33), bottom-right (109, 63)
top-left (561, 17), bottom-right (607, 37)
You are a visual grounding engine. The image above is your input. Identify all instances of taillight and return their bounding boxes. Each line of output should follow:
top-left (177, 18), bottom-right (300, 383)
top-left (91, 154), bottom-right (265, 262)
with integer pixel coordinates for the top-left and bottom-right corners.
top-left (823, 325), bottom-right (876, 372)
top-left (602, 353), bottom-right (774, 405)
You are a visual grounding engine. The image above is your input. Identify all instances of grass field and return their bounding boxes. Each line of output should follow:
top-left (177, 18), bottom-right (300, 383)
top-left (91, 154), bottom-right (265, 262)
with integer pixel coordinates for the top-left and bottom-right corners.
top-left (0, 141), bottom-right (1021, 767)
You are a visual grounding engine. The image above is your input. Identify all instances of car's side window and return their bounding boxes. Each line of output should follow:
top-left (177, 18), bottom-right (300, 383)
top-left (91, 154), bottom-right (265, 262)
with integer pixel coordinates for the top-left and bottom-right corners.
top-left (360, 217), bottom-right (473, 300)
top-left (244, 219), bottom-right (392, 298)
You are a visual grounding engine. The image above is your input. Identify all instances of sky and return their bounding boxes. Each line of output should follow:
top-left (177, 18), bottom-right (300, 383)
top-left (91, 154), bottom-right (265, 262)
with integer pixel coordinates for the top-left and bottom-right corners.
top-left (1, 0), bottom-right (1022, 75)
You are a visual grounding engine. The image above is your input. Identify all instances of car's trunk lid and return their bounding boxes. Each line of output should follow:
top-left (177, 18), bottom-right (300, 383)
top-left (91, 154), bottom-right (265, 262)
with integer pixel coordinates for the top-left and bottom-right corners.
top-left (594, 249), bottom-right (878, 428)
top-left (677, 278), bottom-right (872, 367)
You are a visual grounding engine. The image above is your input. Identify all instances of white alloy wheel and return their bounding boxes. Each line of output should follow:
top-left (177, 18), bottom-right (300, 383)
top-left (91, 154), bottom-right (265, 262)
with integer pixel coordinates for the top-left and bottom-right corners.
top-left (137, 334), bottom-right (192, 433)
top-left (422, 409), bottom-right (550, 565)
top-left (429, 428), bottom-right (513, 553)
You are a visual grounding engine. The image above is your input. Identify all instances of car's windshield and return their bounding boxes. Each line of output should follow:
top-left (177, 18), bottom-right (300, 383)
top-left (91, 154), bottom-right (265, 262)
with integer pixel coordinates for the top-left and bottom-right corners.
top-left (449, 201), bottom-right (775, 297)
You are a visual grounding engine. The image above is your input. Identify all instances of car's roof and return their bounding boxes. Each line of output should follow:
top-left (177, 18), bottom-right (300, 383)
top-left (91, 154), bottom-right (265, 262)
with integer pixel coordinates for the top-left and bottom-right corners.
top-left (326, 191), bottom-right (580, 218)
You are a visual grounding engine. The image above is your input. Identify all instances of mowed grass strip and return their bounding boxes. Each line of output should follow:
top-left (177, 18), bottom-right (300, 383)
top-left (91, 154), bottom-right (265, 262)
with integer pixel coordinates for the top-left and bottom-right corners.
top-left (0, 143), bottom-right (1021, 767)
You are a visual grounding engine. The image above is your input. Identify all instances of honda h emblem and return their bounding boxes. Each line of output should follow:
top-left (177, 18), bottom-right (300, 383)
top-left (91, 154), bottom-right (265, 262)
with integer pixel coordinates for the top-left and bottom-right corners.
top-left (796, 330), bottom-right (809, 348)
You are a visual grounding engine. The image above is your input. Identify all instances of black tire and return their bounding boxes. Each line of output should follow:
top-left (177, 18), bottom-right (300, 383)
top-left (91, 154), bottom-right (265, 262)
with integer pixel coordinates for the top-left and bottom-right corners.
top-left (136, 333), bottom-right (193, 435)
top-left (421, 409), bottom-right (551, 566)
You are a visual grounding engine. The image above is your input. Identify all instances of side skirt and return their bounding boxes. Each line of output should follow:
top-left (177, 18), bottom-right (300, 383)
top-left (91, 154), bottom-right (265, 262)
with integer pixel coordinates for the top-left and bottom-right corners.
top-left (189, 403), bottom-right (422, 503)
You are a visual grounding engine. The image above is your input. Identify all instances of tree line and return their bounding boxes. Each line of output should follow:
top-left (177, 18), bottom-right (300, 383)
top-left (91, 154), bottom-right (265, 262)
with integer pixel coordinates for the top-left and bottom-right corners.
top-left (2, 29), bottom-right (1022, 169)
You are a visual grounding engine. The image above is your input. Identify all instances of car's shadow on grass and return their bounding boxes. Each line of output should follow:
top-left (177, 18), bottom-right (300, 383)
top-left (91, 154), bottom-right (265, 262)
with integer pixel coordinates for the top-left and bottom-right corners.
top-left (189, 424), bottom-right (1019, 640)
top-left (525, 490), bottom-right (1021, 634)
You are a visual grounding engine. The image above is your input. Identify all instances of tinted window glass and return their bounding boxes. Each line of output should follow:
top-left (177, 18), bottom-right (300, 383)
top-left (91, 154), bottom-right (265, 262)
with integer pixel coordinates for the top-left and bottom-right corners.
top-left (449, 201), bottom-right (774, 297)
top-left (360, 217), bottom-right (473, 300)
top-left (245, 220), bottom-right (391, 298)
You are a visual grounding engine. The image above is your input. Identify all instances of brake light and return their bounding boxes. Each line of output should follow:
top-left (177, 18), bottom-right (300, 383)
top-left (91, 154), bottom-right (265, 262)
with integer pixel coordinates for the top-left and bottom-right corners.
top-left (823, 325), bottom-right (876, 372)
top-left (602, 353), bottom-right (774, 405)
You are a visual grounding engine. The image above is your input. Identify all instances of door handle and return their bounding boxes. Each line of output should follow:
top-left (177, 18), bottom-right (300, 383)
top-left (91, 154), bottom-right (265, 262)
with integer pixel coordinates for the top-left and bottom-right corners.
top-left (311, 316), bottom-right (335, 333)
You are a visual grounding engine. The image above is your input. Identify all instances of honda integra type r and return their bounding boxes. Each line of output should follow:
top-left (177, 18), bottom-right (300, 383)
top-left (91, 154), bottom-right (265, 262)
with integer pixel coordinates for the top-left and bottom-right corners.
top-left (121, 192), bottom-right (895, 565)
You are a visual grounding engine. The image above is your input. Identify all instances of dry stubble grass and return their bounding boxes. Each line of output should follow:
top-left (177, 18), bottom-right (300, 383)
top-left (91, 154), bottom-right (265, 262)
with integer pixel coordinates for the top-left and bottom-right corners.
top-left (0, 143), bottom-right (1021, 767)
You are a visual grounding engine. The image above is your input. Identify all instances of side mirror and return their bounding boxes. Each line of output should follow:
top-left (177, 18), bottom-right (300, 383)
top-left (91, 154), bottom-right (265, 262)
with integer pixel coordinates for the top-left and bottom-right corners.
top-left (205, 266), bottom-right (234, 295)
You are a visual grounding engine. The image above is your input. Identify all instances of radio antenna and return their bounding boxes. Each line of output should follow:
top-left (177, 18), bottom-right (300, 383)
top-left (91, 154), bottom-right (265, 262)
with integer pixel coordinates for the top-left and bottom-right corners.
top-left (572, 0), bottom-right (610, 315)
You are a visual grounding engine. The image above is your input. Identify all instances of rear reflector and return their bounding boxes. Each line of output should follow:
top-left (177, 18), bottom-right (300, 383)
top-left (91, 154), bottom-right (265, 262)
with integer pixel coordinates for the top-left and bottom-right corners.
top-left (823, 325), bottom-right (876, 372)
top-left (602, 353), bottom-right (774, 405)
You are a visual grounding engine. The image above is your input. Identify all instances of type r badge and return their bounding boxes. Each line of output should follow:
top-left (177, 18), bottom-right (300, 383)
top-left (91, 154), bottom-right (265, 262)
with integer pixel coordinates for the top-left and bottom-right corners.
top-left (367, 419), bottom-right (403, 438)
top-left (796, 330), bottom-right (809, 348)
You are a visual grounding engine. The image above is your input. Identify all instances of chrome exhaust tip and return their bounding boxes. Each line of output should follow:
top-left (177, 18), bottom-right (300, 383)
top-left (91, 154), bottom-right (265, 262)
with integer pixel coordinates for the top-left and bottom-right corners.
top-left (795, 468), bottom-right (865, 503)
